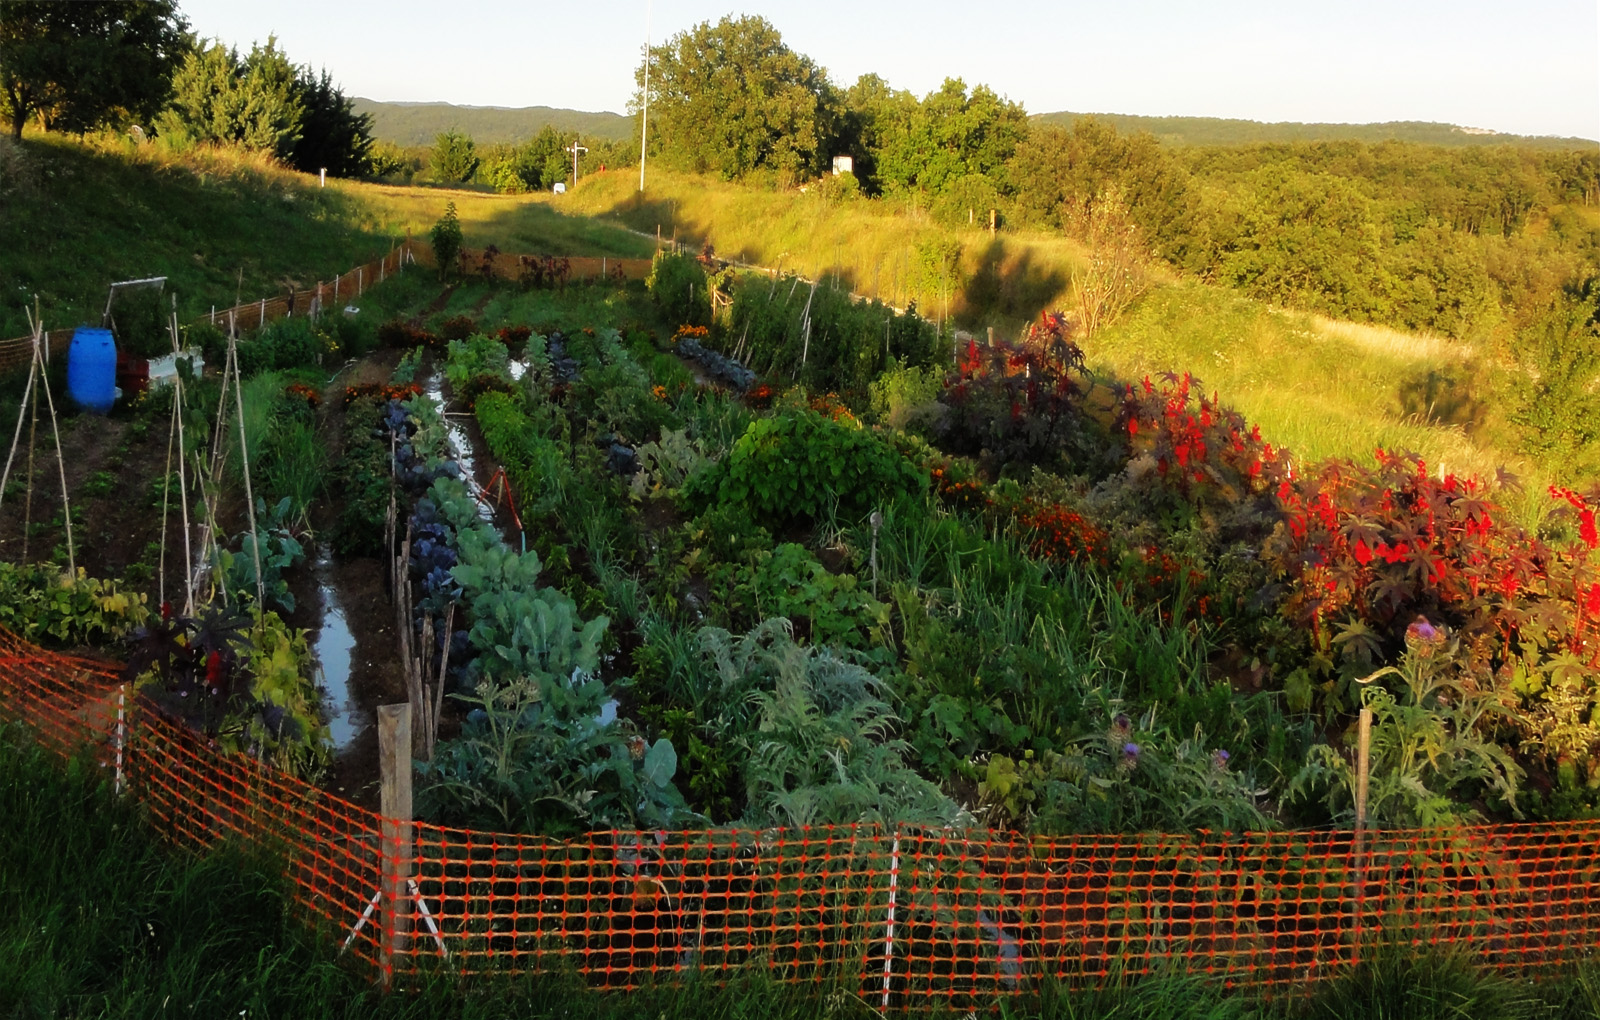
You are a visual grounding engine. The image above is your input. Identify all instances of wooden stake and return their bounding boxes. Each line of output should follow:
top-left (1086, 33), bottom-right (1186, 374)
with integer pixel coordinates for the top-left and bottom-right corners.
top-left (1352, 704), bottom-right (1372, 966)
top-left (377, 702), bottom-right (413, 987)
top-left (227, 332), bottom-right (264, 606)
top-left (1355, 706), bottom-right (1371, 828)
top-left (170, 313), bottom-right (193, 614)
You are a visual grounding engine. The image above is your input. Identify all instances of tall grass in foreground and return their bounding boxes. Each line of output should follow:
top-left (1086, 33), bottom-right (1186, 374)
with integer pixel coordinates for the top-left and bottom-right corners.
top-left (0, 726), bottom-right (1596, 1019)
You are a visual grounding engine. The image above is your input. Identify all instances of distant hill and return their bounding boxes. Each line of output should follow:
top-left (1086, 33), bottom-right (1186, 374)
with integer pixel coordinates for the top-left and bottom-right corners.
top-left (1030, 111), bottom-right (1598, 149)
top-left (353, 99), bottom-right (634, 147)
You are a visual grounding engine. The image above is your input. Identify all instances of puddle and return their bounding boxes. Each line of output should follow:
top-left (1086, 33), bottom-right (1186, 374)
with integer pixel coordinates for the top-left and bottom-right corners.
top-left (422, 375), bottom-right (496, 525)
top-left (312, 544), bottom-right (362, 749)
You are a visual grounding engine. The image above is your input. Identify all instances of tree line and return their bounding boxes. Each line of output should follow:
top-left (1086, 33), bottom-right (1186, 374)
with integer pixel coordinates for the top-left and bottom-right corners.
top-left (0, 1), bottom-right (373, 177)
top-left (642, 20), bottom-right (1595, 367)
top-left (415, 125), bottom-right (636, 192)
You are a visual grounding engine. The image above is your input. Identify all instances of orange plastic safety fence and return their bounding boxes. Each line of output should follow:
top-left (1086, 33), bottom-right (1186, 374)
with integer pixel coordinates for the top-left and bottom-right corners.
top-left (0, 245), bottom-right (415, 374)
top-left (0, 627), bottom-right (123, 759)
top-left (3, 625), bottom-right (1599, 1009)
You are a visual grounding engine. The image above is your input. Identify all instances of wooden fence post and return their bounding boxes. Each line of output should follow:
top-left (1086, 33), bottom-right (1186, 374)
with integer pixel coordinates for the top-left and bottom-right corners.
top-left (1352, 705), bottom-right (1372, 966)
top-left (378, 703), bottom-right (413, 988)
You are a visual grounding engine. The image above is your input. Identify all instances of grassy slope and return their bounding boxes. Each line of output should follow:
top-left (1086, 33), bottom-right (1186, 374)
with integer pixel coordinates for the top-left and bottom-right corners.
top-left (560, 167), bottom-right (1090, 326)
top-left (0, 135), bottom-right (650, 344)
top-left (0, 136), bottom-right (398, 340)
top-left (329, 178), bottom-right (654, 259)
top-left (542, 168), bottom-right (1561, 499)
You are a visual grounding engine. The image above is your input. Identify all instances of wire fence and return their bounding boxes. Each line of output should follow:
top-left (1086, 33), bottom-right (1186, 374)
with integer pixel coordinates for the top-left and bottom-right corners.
top-left (0, 243), bottom-right (657, 377)
top-left (3, 626), bottom-right (1598, 1006)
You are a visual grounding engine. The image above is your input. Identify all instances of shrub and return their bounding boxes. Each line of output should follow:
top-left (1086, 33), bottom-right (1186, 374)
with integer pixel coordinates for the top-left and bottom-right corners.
top-left (0, 564), bottom-right (150, 646)
top-left (935, 313), bottom-right (1108, 476)
top-left (429, 201), bottom-right (463, 280)
top-left (646, 251), bottom-right (710, 328)
top-left (684, 408), bottom-right (926, 526)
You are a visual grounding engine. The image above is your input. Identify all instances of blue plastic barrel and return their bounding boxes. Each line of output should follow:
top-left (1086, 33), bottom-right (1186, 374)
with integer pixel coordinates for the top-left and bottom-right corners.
top-left (67, 327), bottom-right (117, 413)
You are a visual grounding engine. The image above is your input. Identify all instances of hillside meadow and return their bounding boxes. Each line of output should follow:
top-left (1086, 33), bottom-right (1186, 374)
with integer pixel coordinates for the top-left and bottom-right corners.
top-left (0, 134), bottom-right (1582, 512)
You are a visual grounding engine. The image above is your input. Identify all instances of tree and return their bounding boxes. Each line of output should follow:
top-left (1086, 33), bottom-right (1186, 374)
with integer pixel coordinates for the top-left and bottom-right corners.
top-left (874, 78), bottom-right (1027, 199)
top-left (0, 0), bottom-right (187, 140)
top-left (1007, 118), bottom-right (1191, 255)
top-left (835, 73), bottom-right (917, 195)
top-left (429, 128), bottom-right (477, 183)
top-left (429, 201), bottom-right (462, 280)
top-left (287, 66), bottom-right (372, 178)
top-left (164, 37), bottom-right (303, 158)
top-left (637, 15), bottom-right (836, 181)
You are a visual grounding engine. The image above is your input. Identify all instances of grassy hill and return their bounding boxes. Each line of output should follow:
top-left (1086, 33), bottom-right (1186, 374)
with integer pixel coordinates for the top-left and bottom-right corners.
top-left (1, 133), bottom-right (1576, 505)
top-left (1030, 111), bottom-right (1598, 149)
top-left (551, 167), bottom-right (1566, 503)
top-left (353, 99), bottom-right (634, 147)
top-left (0, 135), bottom-right (649, 342)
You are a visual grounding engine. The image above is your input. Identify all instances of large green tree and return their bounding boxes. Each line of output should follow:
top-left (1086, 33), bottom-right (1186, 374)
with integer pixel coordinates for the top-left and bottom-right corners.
top-left (873, 78), bottom-right (1027, 198)
top-left (429, 128), bottom-right (478, 183)
top-left (0, 0), bottom-right (187, 140)
top-left (1007, 118), bottom-right (1192, 257)
top-left (638, 15), bottom-right (836, 181)
top-left (287, 66), bottom-right (372, 178)
top-left (835, 73), bottom-right (917, 195)
top-left (164, 37), bottom-right (303, 157)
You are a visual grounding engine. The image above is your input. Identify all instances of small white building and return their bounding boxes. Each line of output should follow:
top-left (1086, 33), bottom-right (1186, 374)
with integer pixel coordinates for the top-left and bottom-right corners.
top-left (831, 155), bottom-right (854, 176)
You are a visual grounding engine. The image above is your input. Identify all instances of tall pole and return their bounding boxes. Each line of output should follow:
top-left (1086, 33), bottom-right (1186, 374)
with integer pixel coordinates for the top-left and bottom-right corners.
top-left (638, 0), bottom-right (652, 193)
top-left (567, 141), bottom-right (588, 188)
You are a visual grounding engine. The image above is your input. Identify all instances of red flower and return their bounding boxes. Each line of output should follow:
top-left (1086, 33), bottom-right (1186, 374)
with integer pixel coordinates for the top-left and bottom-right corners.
top-left (1353, 540), bottom-right (1373, 566)
top-left (1581, 509), bottom-right (1597, 551)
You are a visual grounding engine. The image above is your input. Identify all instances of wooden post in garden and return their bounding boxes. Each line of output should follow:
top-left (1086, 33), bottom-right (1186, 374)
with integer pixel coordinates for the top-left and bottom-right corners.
top-left (1355, 707), bottom-right (1371, 828)
top-left (377, 703), bottom-right (413, 987)
top-left (1352, 704), bottom-right (1372, 966)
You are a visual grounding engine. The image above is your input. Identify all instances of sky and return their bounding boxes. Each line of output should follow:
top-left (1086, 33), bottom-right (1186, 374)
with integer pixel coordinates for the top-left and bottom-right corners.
top-left (180, 0), bottom-right (1600, 140)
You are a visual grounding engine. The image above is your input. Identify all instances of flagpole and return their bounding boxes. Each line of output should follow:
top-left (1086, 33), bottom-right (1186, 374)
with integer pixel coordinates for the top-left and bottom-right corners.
top-left (638, 0), bottom-right (652, 192)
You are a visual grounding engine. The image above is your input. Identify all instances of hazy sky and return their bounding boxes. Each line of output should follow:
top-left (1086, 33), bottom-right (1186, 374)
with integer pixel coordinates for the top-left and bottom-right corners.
top-left (181, 0), bottom-right (1599, 140)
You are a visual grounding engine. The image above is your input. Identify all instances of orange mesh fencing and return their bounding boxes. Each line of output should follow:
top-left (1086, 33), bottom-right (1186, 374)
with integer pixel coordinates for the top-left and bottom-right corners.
top-left (2, 626), bottom-right (1598, 1007)
top-left (0, 240), bottom-right (654, 375)
top-left (406, 241), bottom-right (652, 285)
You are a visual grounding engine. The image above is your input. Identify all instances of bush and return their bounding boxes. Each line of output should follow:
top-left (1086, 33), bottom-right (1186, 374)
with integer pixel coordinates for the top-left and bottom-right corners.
top-left (646, 251), bottom-right (710, 327)
top-left (684, 408), bottom-right (926, 526)
top-left (0, 564), bottom-right (150, 647)
top-left (429, 201), bottom-right (463, 280)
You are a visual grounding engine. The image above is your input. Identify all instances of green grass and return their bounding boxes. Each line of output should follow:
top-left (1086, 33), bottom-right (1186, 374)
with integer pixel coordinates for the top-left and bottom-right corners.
top-left (329, 179), bottom-right (655, 260)
top-left (542, 169), bottom-right (1583, 495)
top-left (0, 136), bottom-right (397, 341)
top-left (3, 724), bottom-right (1596, 1020)
top-left (0, 134), bottom-right (651, 346)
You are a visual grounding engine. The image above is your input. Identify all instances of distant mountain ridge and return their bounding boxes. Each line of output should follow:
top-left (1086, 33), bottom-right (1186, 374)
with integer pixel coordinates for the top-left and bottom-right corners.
top-left (353, 99), bottom-right (633, 147)
top-left (1030, 111), bottom-right (1598, 149)
top-left (354, 97), bottom-right (1597, 151)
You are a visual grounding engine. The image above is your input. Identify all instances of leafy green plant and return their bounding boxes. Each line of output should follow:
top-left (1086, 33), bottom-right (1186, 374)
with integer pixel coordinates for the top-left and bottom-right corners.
top-left (698, 619), bottom-right (964, 829)
top-left (646, 250), bottom-right (710, 327)
top-left (215, 497), bottom-right (306, 613)
top-left (0, 564), bottom-right (150, 646)
top-left (1289, 623), bottom-right (1523, 827)
top-left (753, 543), bottom-right (887, 651)
top-left (126, 607), bottom-right (330, 778)
top-left (685, 408), bottom-right (926, 526)
top-left (429, 200), bottom-right (463, 280)
top-left (418, 521), bottom-right (695, 836)
top-left (978, 695), bottom-right (1268, 834)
